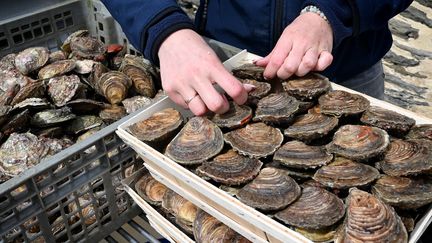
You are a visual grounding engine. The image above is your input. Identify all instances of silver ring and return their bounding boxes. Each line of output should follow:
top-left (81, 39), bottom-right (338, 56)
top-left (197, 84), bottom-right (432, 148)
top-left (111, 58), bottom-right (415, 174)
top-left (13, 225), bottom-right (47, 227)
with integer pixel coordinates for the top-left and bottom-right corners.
top-left (185, 93), bottom-right (199, 105)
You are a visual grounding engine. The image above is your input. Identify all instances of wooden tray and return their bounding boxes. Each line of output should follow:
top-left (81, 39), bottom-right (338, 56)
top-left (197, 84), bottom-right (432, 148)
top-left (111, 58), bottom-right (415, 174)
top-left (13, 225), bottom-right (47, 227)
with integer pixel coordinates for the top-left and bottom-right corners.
top-left (117, 50), bottom-right (432, 243)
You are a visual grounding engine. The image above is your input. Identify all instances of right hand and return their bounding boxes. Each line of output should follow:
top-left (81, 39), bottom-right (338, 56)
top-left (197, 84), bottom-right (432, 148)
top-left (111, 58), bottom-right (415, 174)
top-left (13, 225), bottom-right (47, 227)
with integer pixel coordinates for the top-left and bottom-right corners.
top-left (158, 29), bottom-right (252, 116)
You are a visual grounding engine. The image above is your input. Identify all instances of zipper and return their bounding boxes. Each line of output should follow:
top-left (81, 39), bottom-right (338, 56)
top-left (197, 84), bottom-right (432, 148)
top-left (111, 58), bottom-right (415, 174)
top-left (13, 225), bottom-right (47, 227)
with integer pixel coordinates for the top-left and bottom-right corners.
top-left (198, 0), bottom-right (209, 34)
top-left (273, 0), bottom-right (284, 46)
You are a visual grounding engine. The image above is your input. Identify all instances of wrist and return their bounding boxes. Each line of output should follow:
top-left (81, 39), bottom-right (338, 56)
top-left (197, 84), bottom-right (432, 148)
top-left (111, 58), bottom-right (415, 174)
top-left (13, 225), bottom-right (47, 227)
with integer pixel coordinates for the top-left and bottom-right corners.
top-left (159, 29), bottom-right (197, 56)
top-left (301, 5), bottom-right (329, 24)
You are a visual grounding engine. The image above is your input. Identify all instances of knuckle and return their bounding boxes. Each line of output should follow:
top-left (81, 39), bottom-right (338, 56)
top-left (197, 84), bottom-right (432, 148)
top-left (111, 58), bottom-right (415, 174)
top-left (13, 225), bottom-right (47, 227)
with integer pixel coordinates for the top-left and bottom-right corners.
top-left (194, 106), bottom-right (207, 116)
top-left (303, 59), bottom-right (316, 69)
top-left (229, 84), bottom-right (244, 99)
top-left (270, 57), bottom-right (284, 68)
top-left (208, 97), bottom-right (225, 112)
top-left (284, 63), bottom-right (297, 74)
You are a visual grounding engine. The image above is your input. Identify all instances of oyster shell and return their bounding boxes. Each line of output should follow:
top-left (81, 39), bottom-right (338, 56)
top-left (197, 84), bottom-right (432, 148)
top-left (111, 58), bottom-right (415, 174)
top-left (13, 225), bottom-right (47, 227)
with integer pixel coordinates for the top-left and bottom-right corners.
top-left (166, 117), bottom-right (223, 165)
top-left (38, 59), bottom-right (76, 79)
top-left (31, 107), bottom-right (76, 127)
top-left (335, 188), bottom-right (407, 243)
top-left (295, 227), bottom-right (337, 243)
top-left (282, 74), bottom-right (331, 101)
top-left (254, 92), bottom-right (299, 124)
top-left (162, 189), bottom-right (198, 234)
top-left (48, 50), bottom-right (66, 63)
top-left (275, 185), bottom-right (345, 229)
top-left (0, 106), bottom-right (11, 127)
top-left (70, 36), bottom-right (106, 60)
top-left (372, 175), bottom-right (432, 209)
top-left (10, 80), bottom-right (45, 106)
top-left (14, 47), bottom-right (49, 75)
top-left (47, 75), bottom-right (84, 107)
top-left (210, 101), bottom-right (252, 129)
top-left (97, 71), bottom-right (132, 104)
top-left (135, 172), bottom-right (168, 206)
top-left (274, 141), bottom-right (333, 169)
top-left (61, 30), bottom-right (89, 54)
top-left (313, 157), bottom-right (380, 189)
top-left (232, 63), bottom-right (265, 81)
top-left (99, 105), bottom-right (126, 124)
top-left (360, 106), bottom-right (415, 136)
top-left (122, 95), bottom-right (152, 114)
top-left (66, 115), bottom-right (103, 135)
top-left (1, 109), bottom-right (30, 136)
top-left (88, 62), bottom-right (109, 89)
top-left (74, 59), bottom-right (96, 74)
top-left (12, 98), bottom-right (51, 111)
top-left (224, 122), bottom-right (283, 158)
top-left (318, 90), bottom-right (370, 117)
top-left (66, 98), bottom-right (107, 114)
top-left (239, 79), bottom-right (271, 105)
top-left (68, 194), bottom-right (97, 226)
top-left (193, 209), bottom-right (251, 243)
top-left (196, 149), bottom-right (263, 186)
top-left (0, 53), bottom-right (17, 71)
top-left (284, 112), bottom-right (338, 142)
top-left (376, 139), bottom-right (432, 176)
top-left (326, 125), bottom-right (390, 161)
top-left (0, 83), bottom-right (19, 106)
top-left (406, 124), bottom-right (432, 140)
top-left (129, 108), bottom-right (183, 145)
top-left (120, 54), bottom-right (156, 97)
top-left (237, 167), bottom-right (301, 211)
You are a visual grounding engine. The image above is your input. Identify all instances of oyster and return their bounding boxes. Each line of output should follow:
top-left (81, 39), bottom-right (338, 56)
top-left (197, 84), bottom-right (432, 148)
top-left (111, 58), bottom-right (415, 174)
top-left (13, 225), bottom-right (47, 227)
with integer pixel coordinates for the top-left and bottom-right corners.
top-left (254, 92), bottom-right (299, 124)
top-left (284, 112), bottom-right (338, 142)
top-left (0, 106), bottom-right (11, 127)
top-left (162, 189), bottom-right (198, 233)
top-left (1, 109), bottom-right (30, 136)
top-left (10, 80), bottom-right (45, 106)
top-left (88, 62), bottom-right (109, 89)
top-left (68, 194), bottom-right (97, 226)
top-left (74, 59), bottom-right (96, 74)
top-left (48, 50), bottom-right (66, 63)
top-left (210, 101), bottom-right (252, 129)
top-left (274, 141), bottom-right (333, 169)
top-left (70, 36), bottom-right (106, 60)
top-left (66, 115), bottom-right (103, 135)
top-left (275, 185), bottom-right (345, 229)
top-left (326, 125), bottom-right (390, 161)
top-left (122, 95), bottom-right (152, 114)
top-left (196, 149), bottom-right (263, 186)
top-left (360, 106), bottom-right (415, 136)
top-left (313, 157), bottom-right (380, 189)
top-left (31, 107), bottom-right (76, 127)
top-left (318, 90), bottom-right (370, 117)
top-left (35, 127), bottom-right (64, 138)
top-left (99, 105), bottom-right (126, 124)
top-left (335, 188), bottom-right (407, 243)
top-left (66, 98), bottom-right (107, 114)
top-left (12, 98), bottom-right (51, 111)
top-left (14, 47), bottom-right (49, 75)
top-left (224, 122), bottom-right (283, 158)
top-left (61, 30), bottom-right (89, 54)
top-left (239, 79), bottom-right (271, 105)
top-left (376, 139), bottom-right (432, 176)
top-left (237, 167), bottom-right (301, 211)
top-left (97, 71), bottom-right (132, 104)
top-left (372, 175), bottom-right (432, 209)
top-left (47, 75), bottom-right (84, 107)
top-left (120, 54), bottom-right (156, 97)
top-left (194, 209), bottom-right (251, 243)
top-left (135, 172), bottom-right (168, 206)
top-left (0, 53), bottom-right (17, 71)
top-left (129, 108), bottom-right (183, 145)
top-left (406, 124), bottom-right (432, 140)
top-left (282, 74), bottom-right (331, 101)
top-left (0, 83), bottom-right (19, 106)
top-left (232, 63), bottom-right (265, 81)
top-left (38, 59), bottom-right (76, 79)
top-left (295, 227), bottom-right (337, 243)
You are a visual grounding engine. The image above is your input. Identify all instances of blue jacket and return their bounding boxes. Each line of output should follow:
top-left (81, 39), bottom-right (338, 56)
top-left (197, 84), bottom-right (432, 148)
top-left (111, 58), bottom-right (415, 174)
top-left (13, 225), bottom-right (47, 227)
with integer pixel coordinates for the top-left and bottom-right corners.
top-left (102, 0), bottom-right (412, 82)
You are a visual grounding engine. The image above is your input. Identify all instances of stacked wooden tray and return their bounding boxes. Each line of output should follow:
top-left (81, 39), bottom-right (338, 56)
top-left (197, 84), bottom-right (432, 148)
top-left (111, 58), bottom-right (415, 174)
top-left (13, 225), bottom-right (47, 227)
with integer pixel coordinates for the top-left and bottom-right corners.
top-left (117, 51), bottom-right (432, 243)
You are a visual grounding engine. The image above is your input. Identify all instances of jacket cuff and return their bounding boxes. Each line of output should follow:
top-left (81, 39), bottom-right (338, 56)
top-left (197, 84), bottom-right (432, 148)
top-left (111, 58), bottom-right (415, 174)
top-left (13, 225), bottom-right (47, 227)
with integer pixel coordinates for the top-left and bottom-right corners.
top-left (143, 11), bottom-right (195, 65)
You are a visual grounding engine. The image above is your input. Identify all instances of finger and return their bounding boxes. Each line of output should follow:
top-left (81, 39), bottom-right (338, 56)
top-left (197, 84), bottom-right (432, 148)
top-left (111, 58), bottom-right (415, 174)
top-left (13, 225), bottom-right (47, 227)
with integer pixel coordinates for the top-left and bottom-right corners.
top-left (177, 86), bottom-right (208, 116)
top-left (192, 76), bottom-right (230, 114)
top-left (296, 48), bottom-right (319, 77)
top-left (254, 53), bottom-right (271, 67)
top-left (315, 51), bottom-right (333, 71)
top-left (168, 92), bottom-right (188, 109)
top-left (276, 45), bottom-right (304, 80)
top-left (212, 68), bottom-right (248, 105)
top-left (263, 40), bottom-right (293, 80)
top-left (243, 83), bottom-right (256, 92)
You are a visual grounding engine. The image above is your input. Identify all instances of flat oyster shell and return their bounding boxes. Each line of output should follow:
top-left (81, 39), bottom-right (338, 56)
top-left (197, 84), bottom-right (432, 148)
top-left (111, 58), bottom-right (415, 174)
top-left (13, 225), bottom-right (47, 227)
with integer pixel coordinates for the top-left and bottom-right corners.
top-left (360, 106), bottom-right (415, 136)
top-left (99, 105), bottom-right (126, 124)
top-left (165, 117), bottom-right (223, 165)
top-left (232, 63), bottom-right (265, 81)
top-left (406, 125), bottom-right (432, 140)
top-left (282, 74), bottom-right (331, 101)
top-left (47, 75), bottom-right (84, 107)
top-left (14, 47), bottom-right (49, 75)
top-left (12, 98), bottom-right (51, 111)
top-left (237, 167), bottom-right (301, 211)
top-left (1, 109), bottom-right (30, 135)
top-left (210, 101), bottom-right (252, 129)
top-left (122, 95), bottom-right (152, 114)
top-left (70, 36), bottom-right (106, 60)
top-left (274, 141), bottom-right (333, 169)
top-left (38, 59), bottom-right (76, 79)
top-left (10, 81), bottom-right (45, 106)
top-left (318, 90), bottom-right (370, 117)
top-left (31, 107), bottom-right (76, 127)
top-left (284, 112), bottom-right (338, 142)
top-left (196, 149), bottom-right (263, 186)
top-left (66, 98), bottom-right (107, 114)
top-left (135, 172), bottom-right (168, 206)
top-left (61, 30), bottom-right (89, 54)
top-left (239, 79), bottom-right (271, 105)
top-left (254, 92), bottom-right (299, 124)
top-left (66, 115), bottom-right (103, 135)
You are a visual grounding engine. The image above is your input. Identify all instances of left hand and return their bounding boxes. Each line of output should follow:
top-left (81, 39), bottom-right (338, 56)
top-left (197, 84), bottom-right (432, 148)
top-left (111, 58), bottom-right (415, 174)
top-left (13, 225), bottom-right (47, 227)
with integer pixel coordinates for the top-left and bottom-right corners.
top-left (255, 12), bottom-right (334, 79)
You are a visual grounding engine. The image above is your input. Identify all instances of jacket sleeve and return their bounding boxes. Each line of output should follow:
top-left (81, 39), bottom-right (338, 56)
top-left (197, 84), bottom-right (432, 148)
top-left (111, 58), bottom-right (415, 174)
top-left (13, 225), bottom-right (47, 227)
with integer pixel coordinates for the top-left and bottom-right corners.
top-left (101, 0), bottom-right (195, 65)
top-left (301, 0), bottom-right (413, 48)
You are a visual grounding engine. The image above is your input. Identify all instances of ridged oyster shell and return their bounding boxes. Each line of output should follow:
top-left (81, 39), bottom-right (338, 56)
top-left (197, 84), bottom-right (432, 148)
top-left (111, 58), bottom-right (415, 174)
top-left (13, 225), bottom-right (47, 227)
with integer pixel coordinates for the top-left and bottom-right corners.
top-left (162, 189), bottom-right (198, 234)
top-left (284, 112), bottom-right (338, 142)
top-left (210, 101), bottom-right (252, 129)
top-left (254, 92), bottom-right (299, 124)
top-left (232, 63), bottom-right (265, 81)
top-left (14, 47), bottom-right (49, 75)
top-left (135, 172), bottom-right (168, 206)
top-left (38, 59), bottom-right (76, 79)
top-left (274, 141), bottom-right (333, 169)
top-left (406, 125), bottom-right (432, 140)
top-left (360, 106), bottom-right (415, 136)
top-left (282, 74), bottom-right (331, 101)
top-left (318, 90), bottom-right (370, 117)
top-left (120, 54), bottom-right (156, 98)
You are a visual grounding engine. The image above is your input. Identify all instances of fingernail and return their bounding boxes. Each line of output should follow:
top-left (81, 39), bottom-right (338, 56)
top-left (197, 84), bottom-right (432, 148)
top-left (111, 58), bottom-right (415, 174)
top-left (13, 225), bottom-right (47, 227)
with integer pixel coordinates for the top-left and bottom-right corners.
top-left (243, 83), bottom-right (256, 92)
top-left (252, 59), bottom-right (258, 64)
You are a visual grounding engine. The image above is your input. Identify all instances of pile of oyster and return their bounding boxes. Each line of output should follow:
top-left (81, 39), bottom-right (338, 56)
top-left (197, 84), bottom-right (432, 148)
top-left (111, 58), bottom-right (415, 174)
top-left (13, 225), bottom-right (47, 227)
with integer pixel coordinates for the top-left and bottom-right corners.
top-left (135, 171), bottom-right (250, 242)
top-left (129, 65), bottom-right (432, 242)
top-left (0, 30), bottom-right (161, 184)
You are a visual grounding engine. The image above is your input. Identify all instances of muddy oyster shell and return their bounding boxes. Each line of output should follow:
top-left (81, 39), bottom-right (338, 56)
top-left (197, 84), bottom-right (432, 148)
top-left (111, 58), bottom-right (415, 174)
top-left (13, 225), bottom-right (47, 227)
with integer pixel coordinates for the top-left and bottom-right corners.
top-left (66, 115), bottom-right (103, 135)
top-left (254, 92), bottom-right (299, 124)
top-left (360, 106), bottom-right (415, 136)
top-left (97, 71), bottom-right (132, 104)
top-left (275, 185), bottom-right (345, 229)
top-left (284, 112), bottom-right (338, 142)
top-left (239, 79), bottom-right (271, 105)
top-left (237, 167), bottom-right (301, 211)
top-left (122, 95), bottom-right (152, 114)
top-left (70, 36), bottom-right (106, 60)
top-left (66, 98), bottom-right (107, 114)
top-left (282, 74), bottom-right (331, 101)
top-left (313, 157), bottom-right (380, 189)
top-left (129, 108), bottom-right (183, 145)
top-left (406, 125), bottom-right (432, 140)
top-left (10, 80), bottom-right (45, 106)
top-left (232, 63), bottom-right (265, 81)
top-left (162, 189), bottom-right (198, 233)
top-left (335, 188), bottom-right (407, 243)
top-left (166, 117), bottom-right (223, 165)
top-left (31, 107), bottom-right (76, 127)
top-left (210, 101), bottom-right (252, 129)
top-left (99, 105), bottom-right (126, 124)
top-left (318, 90), bottom-right (370, 117)
top-left (61, 30), bottom-right (89, 54)
top-left (135, 172), bottom-right (168, 206)
top-left (274, 141), bottom-right (333, 169)
top-left (225, 122), bottom-right (283, 158)
top-left (194, 209), bottom-right (251, 243)
top-left (326, 125), bottom-right (390, 161)
top-left (47, 75), bottom-right (84, 107)
top-left (372, 175), bottom-right (432, 209)
top-left (120, 54), bottom-right (156, 98)
top-left (38, 59), bottom-right (76, 79)
top-left (196, 149), bottom-right (263, 186)
top-left (14, 47), bottom-right (49, 75)
top-left (377, 139), bottom-right (432, 176)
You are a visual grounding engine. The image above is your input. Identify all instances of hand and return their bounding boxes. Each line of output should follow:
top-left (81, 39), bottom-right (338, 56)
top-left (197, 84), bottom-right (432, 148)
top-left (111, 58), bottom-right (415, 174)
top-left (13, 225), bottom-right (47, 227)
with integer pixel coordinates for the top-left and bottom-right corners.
top-left (158, 29), bottom-right (252, 116)
top-left (255, 12), bottom-right (334, 79)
